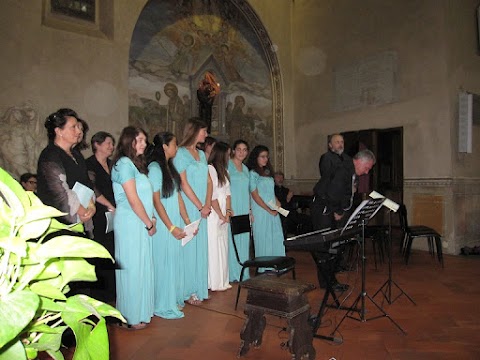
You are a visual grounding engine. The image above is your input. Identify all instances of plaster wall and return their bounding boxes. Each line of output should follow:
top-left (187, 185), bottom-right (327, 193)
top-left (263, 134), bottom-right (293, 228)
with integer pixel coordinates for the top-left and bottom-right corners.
top-left (247, 0), bottom-right (295, 172)
top-left (290, 0), bottom-right (452, 181)
top-left (0, 0), bottom-right (142, 158)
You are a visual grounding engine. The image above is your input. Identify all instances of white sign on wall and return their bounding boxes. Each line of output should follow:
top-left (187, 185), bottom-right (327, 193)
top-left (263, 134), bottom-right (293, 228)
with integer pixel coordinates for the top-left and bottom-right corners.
top-left (458, 91), bottom-right (473, 153)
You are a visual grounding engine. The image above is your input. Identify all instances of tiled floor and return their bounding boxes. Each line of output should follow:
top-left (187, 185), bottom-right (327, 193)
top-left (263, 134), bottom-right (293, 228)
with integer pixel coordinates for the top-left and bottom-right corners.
top-left (107, 243), bottom-right (480, 360)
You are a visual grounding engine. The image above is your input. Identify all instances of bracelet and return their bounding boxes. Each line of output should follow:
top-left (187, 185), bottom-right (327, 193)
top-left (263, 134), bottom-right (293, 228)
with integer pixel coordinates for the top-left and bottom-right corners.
top-left (169, 225), bottom-right (176, 233)
top-left (226, 209), bottom-right (232, 213)
top-left (198, 206), bottom-right (203, 211)
top-left (145, 223), bottom-right (154, 231)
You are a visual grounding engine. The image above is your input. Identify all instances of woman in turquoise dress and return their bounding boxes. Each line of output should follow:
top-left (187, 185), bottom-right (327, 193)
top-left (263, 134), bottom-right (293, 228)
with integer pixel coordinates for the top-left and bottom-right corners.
top-left (246, 145), bottom-right (285, 257)
top-left (173, 118), bottom-right (212, 304)
top-left (111, 126), bottom-right (156, 330)
top-left (147, 132), bottom-right (190, 319)
top-left (227, 140), bottom-right (251, 282)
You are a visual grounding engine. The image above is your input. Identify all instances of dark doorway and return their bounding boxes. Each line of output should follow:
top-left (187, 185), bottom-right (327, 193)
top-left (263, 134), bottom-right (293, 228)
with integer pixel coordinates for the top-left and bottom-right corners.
top-left (342, 127), bottom-right (403, 224)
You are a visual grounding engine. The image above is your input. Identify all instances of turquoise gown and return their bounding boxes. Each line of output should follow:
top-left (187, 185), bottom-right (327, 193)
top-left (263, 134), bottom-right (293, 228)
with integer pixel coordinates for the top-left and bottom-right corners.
top-left (148, 162), bottom-right (185, 319)
top-left (112, 157), bottom-right (154, 326)
top-left (249, 170), bottom-right (286, 257)
top-left (173, 147), bottom-right (209, 301)
top-left (227, 159), bottom-right (251, 281)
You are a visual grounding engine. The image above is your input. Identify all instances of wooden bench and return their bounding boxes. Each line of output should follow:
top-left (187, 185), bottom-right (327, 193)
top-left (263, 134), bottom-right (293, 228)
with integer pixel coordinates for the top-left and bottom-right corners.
top-left (238, 275), bottom-right (316, 359)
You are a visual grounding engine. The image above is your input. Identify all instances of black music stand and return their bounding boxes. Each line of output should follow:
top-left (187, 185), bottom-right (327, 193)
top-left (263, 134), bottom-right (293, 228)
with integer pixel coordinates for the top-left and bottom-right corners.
top-left (331, 198), bottom-right (406, 335)
top-left (373, 209), bottom-right (415, 306)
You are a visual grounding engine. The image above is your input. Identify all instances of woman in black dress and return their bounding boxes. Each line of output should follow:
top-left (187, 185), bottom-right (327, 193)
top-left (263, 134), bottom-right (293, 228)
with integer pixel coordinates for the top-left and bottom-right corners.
top-left (37, 108), bottom-right (96, 229)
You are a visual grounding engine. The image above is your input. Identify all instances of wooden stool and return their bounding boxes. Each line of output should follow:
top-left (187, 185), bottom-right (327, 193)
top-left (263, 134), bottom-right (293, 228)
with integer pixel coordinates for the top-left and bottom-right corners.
top-left (238, 274), bottom-right (316, 359)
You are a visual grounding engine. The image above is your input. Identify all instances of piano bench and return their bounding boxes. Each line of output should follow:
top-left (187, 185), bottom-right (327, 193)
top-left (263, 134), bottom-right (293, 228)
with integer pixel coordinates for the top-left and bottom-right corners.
top-left (238, 275), bottom-right (316, 359)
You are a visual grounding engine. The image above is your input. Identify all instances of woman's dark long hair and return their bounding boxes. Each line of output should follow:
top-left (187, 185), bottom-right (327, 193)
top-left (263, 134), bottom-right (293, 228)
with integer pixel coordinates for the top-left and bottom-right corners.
top-left (112, 126), bottom-right (148, 174)
top-left (146, 132), bottom-right (181, 198)
top-left (208, 142), bottom-right (230, 186)
top-left (246, 145), bottom-right (274, 177)
top-left (180, 117), bottom-right (208, 147)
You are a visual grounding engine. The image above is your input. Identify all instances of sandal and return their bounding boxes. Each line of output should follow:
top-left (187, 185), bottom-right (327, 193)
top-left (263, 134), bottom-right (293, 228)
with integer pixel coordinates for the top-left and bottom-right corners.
top-left (186, 293), bottom-right (202, 306)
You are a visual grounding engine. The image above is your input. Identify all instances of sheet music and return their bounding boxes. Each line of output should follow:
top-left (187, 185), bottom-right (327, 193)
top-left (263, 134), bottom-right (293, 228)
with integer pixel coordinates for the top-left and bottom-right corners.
top-left (105, 211), bottom-right (114, 234)
top-left (72, 182), bottom-right (94, 208)
top-left (267, 200), bottom-right (290, 217)
top-left (369, 191), bottom-right (399, 212)
top-left (181, 219), bottom-right (201, 247)
top-left (341, 198), bottom-right (385, 234)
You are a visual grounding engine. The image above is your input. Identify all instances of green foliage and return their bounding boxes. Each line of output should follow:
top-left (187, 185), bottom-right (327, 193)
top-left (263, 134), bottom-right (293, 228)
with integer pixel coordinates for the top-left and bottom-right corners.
top-left (0, 167), bottom-right (125, 359)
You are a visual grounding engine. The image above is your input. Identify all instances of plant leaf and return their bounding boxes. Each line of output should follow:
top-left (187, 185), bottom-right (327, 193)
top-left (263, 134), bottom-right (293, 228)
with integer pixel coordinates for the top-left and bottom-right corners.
top-left (62, 297), bottom-right (110, 360)
top-left (37, 296), bottom-right (65, 312)
top-left (0, 199), bottom-right (13, 238)
top-left (0, 167), bottom-right (27, 218)
top-left (44, 349), bottom-right (65, 360)
top-left (30, 282), bottom-right (67, 301)
top-left (0, 235), bottom-right (27, 257)
top-left (70, 295), bottom-right (125, 322)
top-left (36, 236), bottom-right (113, 260)
top-left (0, 339), bottom-right (27, 360)
top-left (18, 218), bottom-right (51, 240)
top-left (27, 323), bottom-right (66, 335)
top-left (58, 258), bottom-right (97, 286)
top-left (0, 290), bottom-right (39, 349)
top-left (27, 328), bottom-right (65, 352)
top-left (17, 205), bottom-right (64, 226)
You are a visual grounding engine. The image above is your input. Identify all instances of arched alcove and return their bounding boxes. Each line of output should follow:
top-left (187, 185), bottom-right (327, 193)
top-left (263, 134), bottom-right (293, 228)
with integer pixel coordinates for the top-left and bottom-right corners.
top-left (128, 0), bottom-right (284, 169)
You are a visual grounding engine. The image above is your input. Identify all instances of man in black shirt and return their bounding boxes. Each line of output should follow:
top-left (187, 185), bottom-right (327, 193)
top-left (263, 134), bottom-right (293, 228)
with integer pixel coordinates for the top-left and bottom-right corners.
top-left (311, 134), bottom-right (375, 291)
top-left (312, 134), bottom-right (355, 230)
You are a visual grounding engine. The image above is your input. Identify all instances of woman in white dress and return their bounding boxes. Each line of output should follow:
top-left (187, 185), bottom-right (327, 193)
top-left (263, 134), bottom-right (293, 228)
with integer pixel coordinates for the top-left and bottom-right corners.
top-left (207, 142), bottom-right (232, 291)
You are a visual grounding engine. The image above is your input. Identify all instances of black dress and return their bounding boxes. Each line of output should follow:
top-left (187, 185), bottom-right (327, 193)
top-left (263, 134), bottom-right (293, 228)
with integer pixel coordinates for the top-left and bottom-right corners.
top-left (86, 155), bottom-right (116, 303)
top-left (37, 143), bottom-right (93, 226)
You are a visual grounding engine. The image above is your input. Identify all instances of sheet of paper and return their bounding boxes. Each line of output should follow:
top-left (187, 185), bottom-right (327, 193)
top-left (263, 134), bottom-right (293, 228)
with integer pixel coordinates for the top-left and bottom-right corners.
top-left (72, 182), bottom-right (94, 208)
top-left (182, 219), bottom-right (201, 247)
top-left (369, 190), bottom-right (385, 199)
top-left (105, 211), bottom-right (114, 233)
top-left (267, 200), bottom-right (290, 217)
top-left (369, 191), bottom-right (399, 212)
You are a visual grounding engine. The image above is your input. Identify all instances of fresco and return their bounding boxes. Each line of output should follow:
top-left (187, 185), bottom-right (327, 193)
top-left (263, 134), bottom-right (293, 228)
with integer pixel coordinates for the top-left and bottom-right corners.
top-left (128, 0), bottom-right (273, 150)
top-left (0, 103), bottom-right (46, 179)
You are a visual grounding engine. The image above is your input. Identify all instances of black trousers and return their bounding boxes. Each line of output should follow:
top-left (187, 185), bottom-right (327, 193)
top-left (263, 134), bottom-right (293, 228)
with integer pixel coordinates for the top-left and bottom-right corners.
top-left (310, 198), bottom-right (351, 287)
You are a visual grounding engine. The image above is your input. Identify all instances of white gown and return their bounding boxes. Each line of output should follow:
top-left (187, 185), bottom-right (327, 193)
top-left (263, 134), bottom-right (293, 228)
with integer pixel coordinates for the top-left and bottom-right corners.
top-left (207, 165), bottom-right (232, 291)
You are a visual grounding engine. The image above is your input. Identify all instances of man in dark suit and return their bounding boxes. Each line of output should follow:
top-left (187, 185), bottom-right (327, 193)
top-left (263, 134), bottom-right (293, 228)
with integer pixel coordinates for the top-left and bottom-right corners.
top-left (311, 134), bottom-right (375, 291)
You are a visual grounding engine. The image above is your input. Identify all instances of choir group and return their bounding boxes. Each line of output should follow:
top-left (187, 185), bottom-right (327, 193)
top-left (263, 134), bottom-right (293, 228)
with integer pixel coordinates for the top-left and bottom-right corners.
top-left (35, 109), bottom-right (286, 330)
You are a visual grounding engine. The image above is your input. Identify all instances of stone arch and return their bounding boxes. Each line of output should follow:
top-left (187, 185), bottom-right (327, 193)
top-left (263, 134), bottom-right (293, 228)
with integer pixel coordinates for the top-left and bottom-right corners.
top-left (128, 0), bottom-right (284, 169)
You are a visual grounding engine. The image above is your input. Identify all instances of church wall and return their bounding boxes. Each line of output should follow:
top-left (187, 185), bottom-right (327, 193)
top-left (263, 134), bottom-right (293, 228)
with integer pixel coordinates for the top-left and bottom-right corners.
top-left (287, 0), bottom-right (480, 254)
top-left (0, 0), bottom-right (143, 178)
top-left (290, 0), bottom-right (451, 181)
top-left (246, 1), bottom-right (295, 174)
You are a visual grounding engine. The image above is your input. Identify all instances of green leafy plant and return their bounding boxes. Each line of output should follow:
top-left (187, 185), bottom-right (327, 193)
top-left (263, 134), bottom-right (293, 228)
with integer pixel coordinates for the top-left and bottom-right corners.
top-left (0, 167), bottom-right (125, 360)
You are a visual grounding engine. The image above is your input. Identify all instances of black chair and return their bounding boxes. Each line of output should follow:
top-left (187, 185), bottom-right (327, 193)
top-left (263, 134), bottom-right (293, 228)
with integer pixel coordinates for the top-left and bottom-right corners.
top-left (398, 204), bottom-right (444, 267)
top-left (365, 225), bottom-right (388, 270)
top-left (230, 214), bottom-right (296, 310)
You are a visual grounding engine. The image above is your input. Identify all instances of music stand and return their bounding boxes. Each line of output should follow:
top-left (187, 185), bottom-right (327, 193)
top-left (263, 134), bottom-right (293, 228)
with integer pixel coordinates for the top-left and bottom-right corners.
top-left (373, 209), bottom-right (416, 306)
top-left (331, 198), bottom-right (406, 335)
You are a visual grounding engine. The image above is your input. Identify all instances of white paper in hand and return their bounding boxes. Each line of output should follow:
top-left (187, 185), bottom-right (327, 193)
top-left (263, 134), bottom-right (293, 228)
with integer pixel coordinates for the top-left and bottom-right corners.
top-left (267, 200), bottom-right (290, 217)
top-left (182, 219), bottom-right (201, 246)
top-left (105, 211), bottom-right (114, 233)
top-left (72, 182), bottom-right (94, 208)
